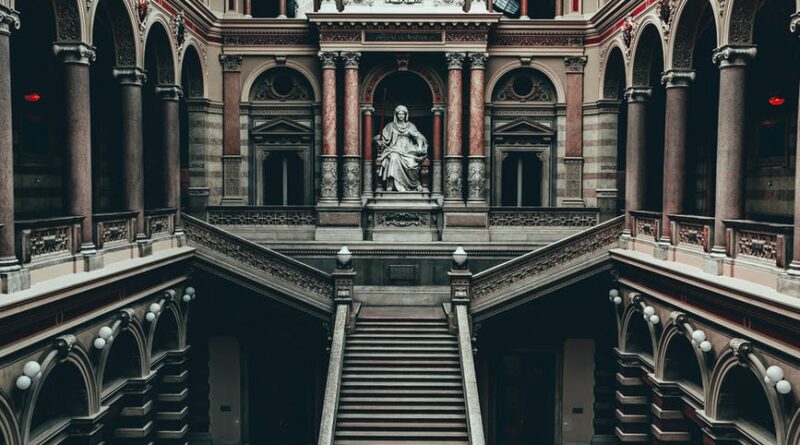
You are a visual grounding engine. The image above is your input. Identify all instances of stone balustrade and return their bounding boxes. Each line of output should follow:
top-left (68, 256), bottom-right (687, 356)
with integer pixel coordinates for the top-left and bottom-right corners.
top-left (145, 208), bottom-right (177, 239)
top-left (488, 207), bottom-right (599, 227)
top-left (723, 219), bottom-right (793, 269)
top-left (93, 211), bottom-right (138, 250)
top-left (667, 214), bottom-right (713, 253)
top-left (629, 210), bottom-right (662, 242)
top-left (207, 206), bottom-right (316, 226)
top-left (15, 216), bottom-right (83, 265)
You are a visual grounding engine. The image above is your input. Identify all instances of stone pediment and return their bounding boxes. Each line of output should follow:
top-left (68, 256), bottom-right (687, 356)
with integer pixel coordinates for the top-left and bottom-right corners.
top-left (252, 118), bottom-right (312, 136)
top-left (493, 118), bottom-right (554, 136)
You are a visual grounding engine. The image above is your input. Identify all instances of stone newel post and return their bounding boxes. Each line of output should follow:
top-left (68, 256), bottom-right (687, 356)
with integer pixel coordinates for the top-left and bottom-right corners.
top-left (220, 54), bottom-right (244, 205)
top-left (341, 51), bottom-right (362, 205)
top-left (54, 42), bottom-right (103, 271)
top-left (319, 51), bottom-right (339, 204)
top-left (468, 53), bottom-right (488, 204)
top-left (445, 53), bottom-right (466, 203)
top-left (621, 87), bottom-right (651, 242)
top-left (706, 45), bottom-right (756, 274)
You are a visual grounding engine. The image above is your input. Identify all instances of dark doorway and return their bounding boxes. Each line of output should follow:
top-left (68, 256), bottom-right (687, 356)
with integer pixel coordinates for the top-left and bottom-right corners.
top-left (501, 152), bottom-right (542, 206)
top-left (263, 152), bottom-right (304, 205)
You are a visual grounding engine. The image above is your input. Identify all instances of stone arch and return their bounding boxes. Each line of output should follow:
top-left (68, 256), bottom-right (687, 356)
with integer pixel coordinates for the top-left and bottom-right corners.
top-left (619, 301), bottom-right (658, 359)
top-left (654, 317), bottom-right (710, 395)
top-left (489, 67), bottom-right (558, 103)
top-left (788, 407), bottom-right (800, 445)
top-left (722, 0), bottom-right (758, 45)
top-left (486, 60), bottom-right (565, 103)
top-left (362, 64), bottom-right (445, 105)
top-left (96, 321), bottom-right (148, 393)
top-left (0, 389), bottom-right (20, 445)
top-left (630, 22), bottom-right (667, 87)
top-left (601, 44), bottom-right (628, 99)
top-left (180, 43), bottom-right (206, 99)
top-left (148, 304), bottom-right (184, 362)
top-left (246, 66), bottom-right (315, 102)
top-left (242, 60), bottom-right (321, 102)
top-left (668, 0), bottom-right (720, 70)
top-left (706, 342), bottom-right (788, 444)
top-left (20, 343), bottom-right (100, 444)
top-left (49, 0), bottom-right (85, 42)
top-left (88, 0), bottom-right (139, 67)
top-left (142, 16), bottom-right (177, 85)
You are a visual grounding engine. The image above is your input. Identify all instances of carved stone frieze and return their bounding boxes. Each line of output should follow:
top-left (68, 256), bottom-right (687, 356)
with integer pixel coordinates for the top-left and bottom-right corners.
top-left (490, 32), bottom-right (584, 47)
top-left (101, 220), bottom-right (130, 245)
top-left (147, 215), bottom-right (170, 236)
top-left (444, 159), bottom-right (463, 199)
top-left (635, 217), bottom-right (658, 240)
top-left (223, 32), bottom-right (313, 46)
top-left (208, 209), bottom-right (316, 226)
top-left (29, 227), bottom-right (71, 258)
top-left (677, 223), bottom-right (706, 248)
top-left (564, 158), bottom-right (583, 198)
top-left (320, 157), bottom-right (338, 200)
top-left (376, 212), bottom-right (428, 228)
top-left (467, 158), bottom-right (486, 201)
top-left (489, 211), bottom-right (598, 227)
top-left (342, 158), bottom-right (361, 200)
top-left (737, 231), bottom-right (778, 261)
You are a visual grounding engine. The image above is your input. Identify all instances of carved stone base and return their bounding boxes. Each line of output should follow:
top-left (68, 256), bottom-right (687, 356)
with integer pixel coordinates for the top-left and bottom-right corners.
top-left (221, 155), bottom-right (244, 205)
top-left (654, 241), bottom-right (670, 260)
top-left (777, 265), bottom-right (800, 297)
top-left (363, 160), bottom-right (374, 199)
top-left (365, 192), bottom-right (439, 242)
top-left (81, 245), bottom-right (105, 272)
top-left (619, 232), bottom-right (632, 250)
top-left (341, 156), bottom-right (362, 205)
top-left (432, 160), bottom-right (442, 196)
top-left (319, 156), bottom-right (339, 204)
top-left (442, 208), bottom-right (490, 242)
top-left (0, 258), bottom-right (31, 294)
top-left (703, 252), bottom-right (726, 276)
top-left (466, 157), bottom-right (487, 204)
top-left (443, 157), bottom-right (463, 202)
top-left (137, 238), bottom-right (154, 257)
top-left (175, 228), bottom-right (188, 247)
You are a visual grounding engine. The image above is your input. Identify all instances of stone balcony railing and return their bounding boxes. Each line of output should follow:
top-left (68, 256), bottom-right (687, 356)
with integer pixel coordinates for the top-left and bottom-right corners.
top-left (144, 208), bottom-right (176, 239)
top-left (488, 207), bottom-right (600, 228)
top-left (723, 219), bottom-right (793, 269)
top-left (15, 216), bottom-right (84, 265)
top-left (668, 214), bottom-right (714, 253)
top-left (207, 206), bottom-right (317, 226)
top-left (629, 210), bottom-right (662, 242)
top-left (94, 211), bottom-right (138, 250)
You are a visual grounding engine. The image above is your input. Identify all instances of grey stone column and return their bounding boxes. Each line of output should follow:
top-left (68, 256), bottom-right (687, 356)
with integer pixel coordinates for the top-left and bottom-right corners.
top-left (706, 45), bottom-right (756, 271)
top-left (54, 43), bottom-right (103, 271)
top-left (0, 8), bottom-right (29, 293)
top-left (156, 85), bottom-right (183, 234)
top-left (113, 67), bottom-right (148, 243)
top-left (621, 87), bottom-right (651, 240)
top-left (658, 70), bottom-right (695, 255)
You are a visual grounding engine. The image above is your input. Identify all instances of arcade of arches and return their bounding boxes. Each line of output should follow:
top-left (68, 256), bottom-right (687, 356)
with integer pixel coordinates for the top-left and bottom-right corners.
top-left (0, 1), bottom-right (799, 445)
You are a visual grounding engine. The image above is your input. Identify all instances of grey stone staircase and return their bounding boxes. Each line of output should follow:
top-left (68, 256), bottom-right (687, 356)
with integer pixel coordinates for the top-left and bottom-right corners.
top-left (335, 308), bottom-right (469, 445)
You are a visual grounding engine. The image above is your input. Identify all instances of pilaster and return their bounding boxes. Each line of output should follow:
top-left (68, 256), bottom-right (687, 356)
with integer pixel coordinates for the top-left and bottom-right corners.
top-left (563, 56), bottom-right (588, 207)
top-left (220, 54), bottom-right (244, 205)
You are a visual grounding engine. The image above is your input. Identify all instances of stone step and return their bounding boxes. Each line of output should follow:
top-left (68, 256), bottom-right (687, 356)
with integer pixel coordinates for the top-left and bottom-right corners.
top-left (349, 334), bottom-right (455, 340)
top-left (335, 431), bottom-right (468, 439)
top-left (341, 381), bottom-right (462, 388)
top-left (339, 396), bottom-right (465, 404)
top-left (338, 405), bottom-right (466, 413)
top-left (342, 374), bottom-right (461, 381)
top-left (337, 413), bottom-right (466, 421)
top-left (345, 353), bottom-right (459, 360)
top-left (344, 359), bottom-right (461, 367)
top-left (347, 339), bottom-right (457, 346)
top-left (355, 328), bottom-right (451, 335)
top-left (343, 367), bottom-right (461, 374)
top-left (356, 320), bottom-right (449, 327)
top-left (340, 389), bottom-right (464, 397)
top-left (346, 346), bottom-right (458, 353)
top-left (335, 422), bottom-right (467, 430)
top-left (335, 441), bottom-right (468, 445)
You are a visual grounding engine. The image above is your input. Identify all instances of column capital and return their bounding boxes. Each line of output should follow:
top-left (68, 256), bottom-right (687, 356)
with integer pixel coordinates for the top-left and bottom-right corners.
top-left (113, 67), bottom-right (147, 86)
top-left (0, 7), bottom-right (20, 36)
top-left (790, 11), bottom-right (800, 35)
top-left (624, 87), bottom-right (652, 103)
top-left (219, 54), bottom-right (243, 72)
top-left (361, 105), bottom-right (375, 115)
top-left (468, 52), bottom-right (489, 70)
top-left (564, 56), bottom-right (588, 73)
top-left (446, 52), bottom-right (466, 70)
top-left (431, 105), bottom-right (445, 115)
top-left (319, 51), bottom-right (338, 69)
top-left (661, 69), bottom-right (696, 88)
top-left (712, 45), bottom-right (757, 68)
top-left (341, 51), bottom-right (361, 69)
top-left (155, 84), bottom-right (183, 101)
top-left (53, 43), bottom-right (96, 65)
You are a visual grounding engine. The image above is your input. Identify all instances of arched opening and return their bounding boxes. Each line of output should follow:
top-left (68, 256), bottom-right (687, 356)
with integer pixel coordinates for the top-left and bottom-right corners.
top-left (624, 315), bottom-right (653, 359)
top-left (717, 366), bottom-right (777, 441)
top-left (632, 25), bottom-right (666, 212)
top-left (180, 46), bottom-right (205, 213)
top-left (744, 0), bottom-right (799, 221)
top-left (152, 310), bottom-right (180, 359)
top-left (603, 47), bottom-right (628, 213)
top-left (90, 2), bottom-right (126, 214)
top-left (29, 362), bottom-right (90, 440)
top-left (102, 330), bottom-right (142, 390)
top-left (684, 5), bottom-right (718, 215)
top-left (11, 0), bottom-right (66, 217)
top-left (248, 67), bottom-right (315, 205)
top-left (490, 68), bottom-right (558, 206)
top-left (663, 335), bottom-right (703, 391)
top-left (142, 23), bottom-right (175, 211)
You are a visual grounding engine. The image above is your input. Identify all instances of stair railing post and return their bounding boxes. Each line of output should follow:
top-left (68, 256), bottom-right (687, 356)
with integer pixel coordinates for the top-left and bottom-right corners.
top-left (448, 247), bottom-right (486, 445)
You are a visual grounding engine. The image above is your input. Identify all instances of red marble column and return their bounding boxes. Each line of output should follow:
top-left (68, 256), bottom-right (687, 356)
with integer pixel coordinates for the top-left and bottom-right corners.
top-left (445, 53), bottom-right (465, 202)
top-left (432, 106), bottom-right (444, 195)
top-left (520, 0), bottom-right (529, 19)
top-left (555, 0), bottom-right (563, 17)
top-left (319, 51), bottom-right (339, 203)
top-left (114, 67), bottom-right (147, 240)
top-left (341, 51), bottom-right (361, 203)
top-left (659, 70), bottom-right (695, 246)
top-left (362, 106), bottom-right (375, 197)
top-left (709, 46), bottom-right (756, 256)
top-left (0, 9), bottom-right (29, 292)
top-left (55, 43), bottom-right (102, 270)
top-left (623, 87), bottom-right (651, 237)
top-left (468, 53), bottom-right (488, 203)
top-left (219, 54), bottom-right (244, 205)
top-left (564, 56), bottom-right (588, 207)
top-left (245, 0), bottom-right (252, 15)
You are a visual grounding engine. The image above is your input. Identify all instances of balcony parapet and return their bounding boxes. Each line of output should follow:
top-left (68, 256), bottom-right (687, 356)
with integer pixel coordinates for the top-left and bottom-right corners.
top-left (15, 216), bottom-right (84, 266)
top-left (489, 206), bottom-right (599, 227)
top-left (629, 210), bottom-right (661, 242)
top-left (207, 206), bottom-right (316, 226)
top-left (93, 211), bottom-right (138, 250)
top-left (667, 214), bottom-right (714, 253)
top-left (144, 208), bottom-right (176, 240)
top-left (723, 219), bottom-right (793, 269)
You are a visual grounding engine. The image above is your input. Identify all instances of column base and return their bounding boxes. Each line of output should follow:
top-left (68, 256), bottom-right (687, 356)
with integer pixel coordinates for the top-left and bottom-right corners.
top-left (777, 264), bottom-right (800, 297)
top-left (703, 250), bottom-right (726, 276)
top-left (137, 237), bottom-right (154, 258)
top-left (81, 245), bottom-right (105, 272)
top-left (442, 207), bottom-right (489, 242)
top-left (619, 231), bottom-right (633, 250)
top-left (174, 228), bottom-right (188, 248)
top-left (220, 196), bottom-right (245, 206)
top-left (0, 258), bottom-right (31, 294)
top-left (654, 240), bottom-right (671, 261)
top-left (561, 198), bottom-right (587, 208)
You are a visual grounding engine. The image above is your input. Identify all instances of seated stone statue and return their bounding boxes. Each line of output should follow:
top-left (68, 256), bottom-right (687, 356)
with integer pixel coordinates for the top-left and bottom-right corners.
top-left (374, 105), bottom-right (428, 192)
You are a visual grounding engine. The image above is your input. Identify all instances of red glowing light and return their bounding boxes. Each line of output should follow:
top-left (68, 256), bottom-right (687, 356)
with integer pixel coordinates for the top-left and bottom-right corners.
top-left (768, 96), bottom-right (785, 107)
top-left (24, 93), bottom-right (41, 103)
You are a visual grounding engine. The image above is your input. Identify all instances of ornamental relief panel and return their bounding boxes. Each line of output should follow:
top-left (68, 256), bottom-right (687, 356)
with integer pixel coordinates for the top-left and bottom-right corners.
top-left (251, 68), bottom-right (313, 102)
top-left (737, 231), bottom-right (778, 261)
top-left (492, 70), bottom-right (555, 102)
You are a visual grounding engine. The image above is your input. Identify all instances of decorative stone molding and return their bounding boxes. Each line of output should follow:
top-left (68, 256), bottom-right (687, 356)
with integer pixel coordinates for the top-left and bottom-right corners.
top-left (624, 87), bottom-right (652, 103)
top-left (208, 207), bottom-right (316, 226)
top-left (53, 43), bottom-right (97, 65)
top-left (729, 338), bottom-right (753, 363)
top-left (320, 157), bottom-right (338, 201)
top-left (155, 84), bottom-right (183, 101)
top-left (660, 69), bottom-right (695, 88)
top-left (711, 45), bottom-right (757, 68)
top-left (0, 7), bottom-right (20, 36)
top-left (137, 0), bottom-right (151, 23)
top-left (318, 51), bottom-right (338, 69)
top-left (489, 210), bottom-right (598, 227)
top-left (790, 11), bottom-right (800, 35)
top-left (445, 52), bottom-right (466, 70)
top-left (468, 52), bottom-right (489, 70)
top-left (362, 106), bottom-right (375, 116)
top-left (341, 158), bottom-right (361, 200)
top-left (431, 105), bottom-right (445, 115)
top-left (467, 158), bottom-right (486, 201)
top-left (622, 15), bottom-right (635, 49)
top-left (172, 12), bottom-right (185, 48)
top-left (444, 159), bottom-right (463, 200)
top-left (563, 56), bottom-right (588, 73)
top-left (219, 54), bottom-right (243, 72)
top-left (341, 51), bottom-right (361, 69)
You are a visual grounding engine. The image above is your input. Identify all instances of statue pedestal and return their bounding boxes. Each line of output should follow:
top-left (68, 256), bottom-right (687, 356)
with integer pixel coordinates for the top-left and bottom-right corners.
top-left (365, 192), bottom-right (440, 242)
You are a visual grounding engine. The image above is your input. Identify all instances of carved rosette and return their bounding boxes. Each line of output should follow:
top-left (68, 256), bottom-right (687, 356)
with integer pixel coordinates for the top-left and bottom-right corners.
top-left (467, 158), bottom-right (486, 202)
top-left (318, 51), bottom-right (338, 69)
top-left (711, 45), bottom-right (757, 68)
top-left (0, 7), bottom-right (21, 36)
top-left (661, 69), bottom-right (696, 88)
top-left (219, 54), bottom-right (243, 72)
top-left (563, 56), bottom-right (588, 73)
top-left (341, 51), bottom-right (361, 69)
top-left (320, 157), bottom-right (338, 201)
top-left (53, 43), bottom-right (97, 65)
top-left (342, 158), bottom-right (361, 201)
top-left (444, 159), bottom-right (463, 200)
top-left (445, 52), bottom-right (466, 70)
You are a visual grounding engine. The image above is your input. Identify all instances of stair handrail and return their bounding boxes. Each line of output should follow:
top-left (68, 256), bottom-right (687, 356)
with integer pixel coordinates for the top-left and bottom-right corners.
top-left (182, 213), bottom-right (334, 301)
top-left (471, 215), bottom-right (624, 304)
